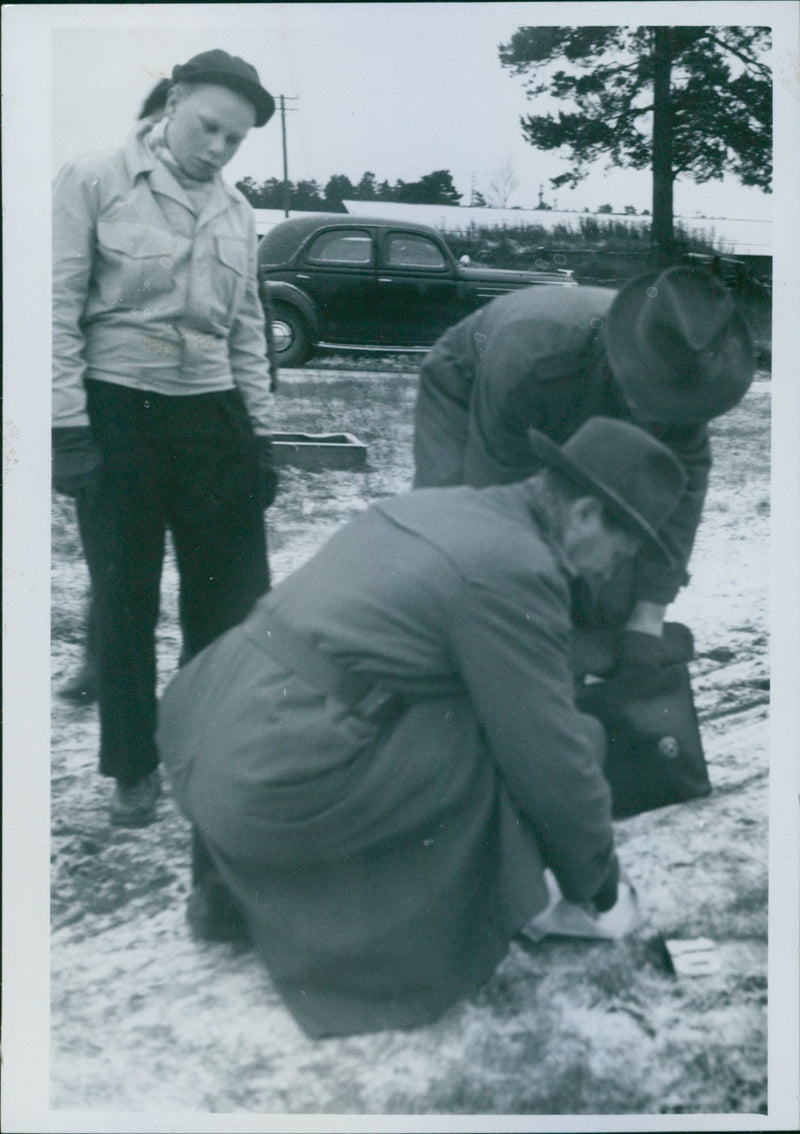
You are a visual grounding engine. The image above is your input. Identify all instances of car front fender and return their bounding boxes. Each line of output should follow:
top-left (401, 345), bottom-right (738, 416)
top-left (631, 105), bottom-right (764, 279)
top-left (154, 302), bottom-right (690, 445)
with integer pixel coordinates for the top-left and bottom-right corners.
top-left (259, 280), bottom-right (320, 341)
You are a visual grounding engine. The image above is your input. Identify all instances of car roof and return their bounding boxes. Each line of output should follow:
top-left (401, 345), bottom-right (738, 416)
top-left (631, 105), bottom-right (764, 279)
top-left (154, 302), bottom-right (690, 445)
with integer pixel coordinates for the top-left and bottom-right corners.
top-left (258, 212), bottom-right (447, 265)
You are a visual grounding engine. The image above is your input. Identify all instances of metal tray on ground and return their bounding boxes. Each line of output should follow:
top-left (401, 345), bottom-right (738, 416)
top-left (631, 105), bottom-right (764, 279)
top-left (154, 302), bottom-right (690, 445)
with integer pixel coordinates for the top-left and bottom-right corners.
top-left (271, 432), bottom-right (367, 471)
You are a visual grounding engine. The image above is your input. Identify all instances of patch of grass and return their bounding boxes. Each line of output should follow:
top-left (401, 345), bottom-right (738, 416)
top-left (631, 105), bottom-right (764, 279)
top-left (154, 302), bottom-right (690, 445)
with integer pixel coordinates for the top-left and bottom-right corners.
top-left (726, 878), bottom-right (769, 924)
top-left (51, 608), bottom-right (87, 644)
top-left (707, 394), bottom-right (771, 493)
top-left (582, 939), bottom-right (660, 1000)
top-left (510, 1057), bottom-right (651, 1116)
top-left (411, 1039), bottom-right (652, 1115)
top-left (657, 1043), bottom-right (767, 1114)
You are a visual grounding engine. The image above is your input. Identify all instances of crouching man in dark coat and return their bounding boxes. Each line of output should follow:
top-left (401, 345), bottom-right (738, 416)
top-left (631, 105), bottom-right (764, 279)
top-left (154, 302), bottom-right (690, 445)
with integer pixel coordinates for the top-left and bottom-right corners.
top-left (157, 418), bottom-right (686, 1039)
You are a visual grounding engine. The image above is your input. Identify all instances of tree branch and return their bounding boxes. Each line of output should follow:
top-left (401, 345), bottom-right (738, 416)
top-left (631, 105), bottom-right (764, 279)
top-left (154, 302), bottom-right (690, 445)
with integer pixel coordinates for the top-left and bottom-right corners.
top-left (702, 29), bottom-right (772, 81)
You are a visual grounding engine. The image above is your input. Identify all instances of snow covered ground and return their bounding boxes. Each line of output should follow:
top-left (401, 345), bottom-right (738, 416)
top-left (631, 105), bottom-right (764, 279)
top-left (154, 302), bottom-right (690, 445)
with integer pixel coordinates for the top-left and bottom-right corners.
top-left (47, 372), bottom-right (773, 1120)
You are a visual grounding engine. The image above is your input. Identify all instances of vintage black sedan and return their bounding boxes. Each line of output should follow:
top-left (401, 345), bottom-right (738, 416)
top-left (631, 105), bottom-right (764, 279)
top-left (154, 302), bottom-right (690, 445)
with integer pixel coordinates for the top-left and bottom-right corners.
top-left (258, 213), bottom-right (576, 367)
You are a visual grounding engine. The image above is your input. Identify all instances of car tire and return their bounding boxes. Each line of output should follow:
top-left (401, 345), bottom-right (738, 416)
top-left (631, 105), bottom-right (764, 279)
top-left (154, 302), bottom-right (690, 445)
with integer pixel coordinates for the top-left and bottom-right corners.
top-left (269, 303), bottom-right (313, 368)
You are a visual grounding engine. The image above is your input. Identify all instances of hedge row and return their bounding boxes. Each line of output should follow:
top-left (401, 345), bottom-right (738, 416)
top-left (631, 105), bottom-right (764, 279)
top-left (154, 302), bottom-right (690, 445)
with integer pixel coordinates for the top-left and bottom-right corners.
top-left (442, 219), bottom-right (731, 286)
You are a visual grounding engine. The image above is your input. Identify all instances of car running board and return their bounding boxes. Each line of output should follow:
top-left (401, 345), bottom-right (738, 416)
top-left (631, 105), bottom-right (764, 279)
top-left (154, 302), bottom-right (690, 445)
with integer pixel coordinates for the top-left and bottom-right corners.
top-left (316, 340), bottom-right (429, 354)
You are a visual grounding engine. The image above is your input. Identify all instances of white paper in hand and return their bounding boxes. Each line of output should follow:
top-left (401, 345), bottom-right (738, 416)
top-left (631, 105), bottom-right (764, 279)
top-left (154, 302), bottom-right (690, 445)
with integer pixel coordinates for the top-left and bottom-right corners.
top-left (527, 872), bottom-right (640, 941)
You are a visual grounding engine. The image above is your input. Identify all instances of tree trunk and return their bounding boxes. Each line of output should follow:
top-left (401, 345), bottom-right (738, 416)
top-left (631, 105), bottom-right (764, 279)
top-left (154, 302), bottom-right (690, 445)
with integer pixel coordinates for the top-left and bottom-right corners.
top-left (651, 27), bottom-right (675, 268)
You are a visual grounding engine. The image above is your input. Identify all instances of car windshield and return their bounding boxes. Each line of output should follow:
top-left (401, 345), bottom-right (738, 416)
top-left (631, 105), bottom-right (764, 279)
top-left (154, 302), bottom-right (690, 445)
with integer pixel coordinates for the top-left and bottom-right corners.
top-left (258, 221), bottom-right (310, 267)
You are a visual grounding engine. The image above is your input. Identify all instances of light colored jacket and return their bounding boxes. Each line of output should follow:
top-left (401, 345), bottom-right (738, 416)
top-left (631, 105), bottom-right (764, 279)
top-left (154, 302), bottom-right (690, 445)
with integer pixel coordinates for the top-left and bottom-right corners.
top-left (52, 120), bottom-right (272, 433)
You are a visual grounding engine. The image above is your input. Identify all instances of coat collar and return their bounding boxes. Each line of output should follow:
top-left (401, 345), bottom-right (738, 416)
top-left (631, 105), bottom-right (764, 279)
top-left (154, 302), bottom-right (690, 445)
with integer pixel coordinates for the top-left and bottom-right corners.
top-left (123, 119), bottom-right (242, 225)
top-left (519, 482), bottom-right (576, 583)
top-left (123, 119), bottom-right (159, 180)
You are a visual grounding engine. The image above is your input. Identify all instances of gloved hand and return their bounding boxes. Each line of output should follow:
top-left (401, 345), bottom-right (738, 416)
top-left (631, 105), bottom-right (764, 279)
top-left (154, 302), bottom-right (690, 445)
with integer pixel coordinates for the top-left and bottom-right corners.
top-left (526, 866), bottom-right (640, 942)
top-left (254, 434), bottom-right (279, 509)
top-left (52, 427), bottom-right (103, 497)
top-left (591, 852), bottom-right (620, 913)
top-left (620, 629), bottom-right (664, 671)
top-left (619, 623), bottom-right (695, 674)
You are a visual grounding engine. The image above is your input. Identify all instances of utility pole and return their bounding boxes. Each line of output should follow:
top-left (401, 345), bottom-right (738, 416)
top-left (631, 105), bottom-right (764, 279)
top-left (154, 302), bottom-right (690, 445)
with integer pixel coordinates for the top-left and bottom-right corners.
top-left (277, 95), bottom-right (299, 218)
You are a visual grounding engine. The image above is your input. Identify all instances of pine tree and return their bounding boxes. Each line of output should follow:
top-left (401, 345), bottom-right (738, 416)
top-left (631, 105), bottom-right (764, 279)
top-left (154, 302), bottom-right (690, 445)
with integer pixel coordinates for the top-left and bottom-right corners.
top-left (499, 26), bottom-right (771, 265)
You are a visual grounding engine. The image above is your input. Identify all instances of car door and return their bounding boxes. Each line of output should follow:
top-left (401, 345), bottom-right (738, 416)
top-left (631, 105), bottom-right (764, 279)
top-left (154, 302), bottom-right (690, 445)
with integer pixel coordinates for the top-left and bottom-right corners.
top-left (297, 226), bottom-right (379, 342)
top-left (374, 230), bottom-right (463, 345)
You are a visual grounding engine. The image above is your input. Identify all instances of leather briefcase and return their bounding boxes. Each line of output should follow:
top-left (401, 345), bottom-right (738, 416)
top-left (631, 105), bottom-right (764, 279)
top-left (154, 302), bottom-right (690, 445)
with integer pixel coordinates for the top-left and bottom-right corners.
top-left (577, 661), bottom-right (711, 819)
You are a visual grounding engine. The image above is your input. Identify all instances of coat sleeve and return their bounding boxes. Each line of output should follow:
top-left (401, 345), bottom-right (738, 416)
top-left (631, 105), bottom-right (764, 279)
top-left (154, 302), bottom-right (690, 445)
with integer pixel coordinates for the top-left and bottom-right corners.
top-left (52, 161), bottom-right (99, 428)
top-left (228, 210), bottom-right (273, 436)
top-left (633, 424), bottom-right (711, 604)
top-left (447, 566), bottom-right (616, 904)
top-left (413, 314), bottom-right (479, 488)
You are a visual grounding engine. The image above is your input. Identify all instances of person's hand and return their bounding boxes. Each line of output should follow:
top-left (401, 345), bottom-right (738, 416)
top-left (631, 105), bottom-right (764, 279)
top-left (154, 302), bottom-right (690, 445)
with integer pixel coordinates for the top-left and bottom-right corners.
top-left (254, 434), bottom-right (279, 509)
top-left (52, 427), bottom-right (103, 497)
top-left (527, 869), bottom-right (640, 942)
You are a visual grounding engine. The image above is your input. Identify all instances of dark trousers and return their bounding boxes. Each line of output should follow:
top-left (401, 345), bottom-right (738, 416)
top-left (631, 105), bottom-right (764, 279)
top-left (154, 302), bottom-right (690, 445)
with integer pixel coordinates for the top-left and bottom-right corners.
top-left (74, 485), bottom-right (104, 667)
top-left (85, 379), bottom-right (270, 782)
top-left (75, 491), bottom-right (189, 673)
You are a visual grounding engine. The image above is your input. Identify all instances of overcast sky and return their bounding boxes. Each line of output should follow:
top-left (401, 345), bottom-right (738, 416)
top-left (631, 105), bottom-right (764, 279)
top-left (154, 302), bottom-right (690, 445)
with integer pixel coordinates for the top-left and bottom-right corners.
top-left (50, 2), bottom-right (773, 220)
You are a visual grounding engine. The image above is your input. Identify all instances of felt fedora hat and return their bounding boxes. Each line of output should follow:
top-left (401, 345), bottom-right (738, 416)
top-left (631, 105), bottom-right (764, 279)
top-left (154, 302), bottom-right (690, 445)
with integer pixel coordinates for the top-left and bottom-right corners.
top-left (527, 417), bottom-right (687, 563)
top-left (172, 50), bottom-right (275, 127)
top-left (604, 266), bottom-right (755, 425)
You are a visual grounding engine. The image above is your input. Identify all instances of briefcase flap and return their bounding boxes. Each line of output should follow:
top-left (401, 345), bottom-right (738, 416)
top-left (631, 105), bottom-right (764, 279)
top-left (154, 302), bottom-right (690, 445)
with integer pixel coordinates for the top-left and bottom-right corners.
top-left (577, 662), bottom-right (711, 819)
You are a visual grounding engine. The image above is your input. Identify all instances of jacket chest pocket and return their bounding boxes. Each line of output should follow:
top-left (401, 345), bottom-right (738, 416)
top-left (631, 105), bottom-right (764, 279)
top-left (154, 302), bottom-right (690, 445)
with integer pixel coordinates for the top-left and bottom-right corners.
top-left (95, 221), bottom-right (179, 307)
top-left (209, 235), bottom-right (248, 320)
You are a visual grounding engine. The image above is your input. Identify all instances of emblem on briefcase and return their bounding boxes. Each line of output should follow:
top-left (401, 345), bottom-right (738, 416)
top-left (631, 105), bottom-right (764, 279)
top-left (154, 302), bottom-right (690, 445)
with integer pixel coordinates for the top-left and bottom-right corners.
top-left (658, 735), bottom-right (680, 760)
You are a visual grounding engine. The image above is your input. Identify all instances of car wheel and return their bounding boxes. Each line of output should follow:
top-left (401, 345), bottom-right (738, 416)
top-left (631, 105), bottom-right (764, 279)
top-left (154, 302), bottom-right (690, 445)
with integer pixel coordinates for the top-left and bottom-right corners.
top-left (269, 303), bottom-right (313, 368)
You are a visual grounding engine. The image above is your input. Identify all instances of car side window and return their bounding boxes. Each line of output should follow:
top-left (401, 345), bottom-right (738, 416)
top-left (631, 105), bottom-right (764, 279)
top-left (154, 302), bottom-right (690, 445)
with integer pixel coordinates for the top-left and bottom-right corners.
top-left (306, 230), bottom-right (374, 266)
top-left (385, 233), bottom-right (447, 270)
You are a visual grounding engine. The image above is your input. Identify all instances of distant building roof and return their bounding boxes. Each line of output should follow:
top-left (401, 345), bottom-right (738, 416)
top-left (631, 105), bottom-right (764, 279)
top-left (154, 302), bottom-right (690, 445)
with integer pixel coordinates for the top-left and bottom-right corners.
top-left (341, 201), bottom-right (772, 257)
top-left (251, 202), bottom-right (771, 258)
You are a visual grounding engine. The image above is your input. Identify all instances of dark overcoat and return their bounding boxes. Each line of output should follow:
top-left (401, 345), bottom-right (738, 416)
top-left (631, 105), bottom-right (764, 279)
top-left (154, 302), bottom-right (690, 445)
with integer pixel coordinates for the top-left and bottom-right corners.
top-left (157, 484), bottom-right (615, 1037)
top-left (412, 286), bottom-right (712, 609)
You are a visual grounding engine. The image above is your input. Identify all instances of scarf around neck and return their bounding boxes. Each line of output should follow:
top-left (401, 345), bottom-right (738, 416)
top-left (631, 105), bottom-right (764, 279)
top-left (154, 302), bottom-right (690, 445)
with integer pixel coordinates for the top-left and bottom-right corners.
top-left (146, 117), bottom-right (217, 207)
